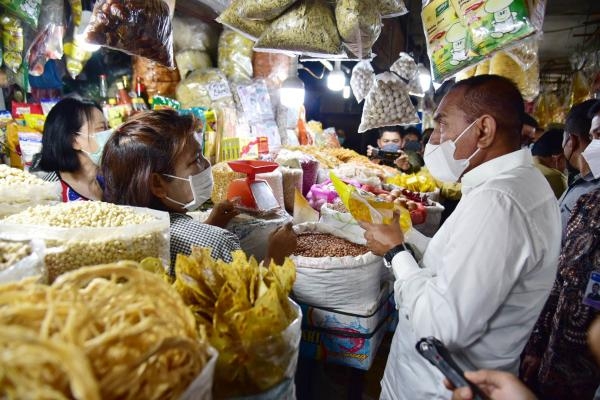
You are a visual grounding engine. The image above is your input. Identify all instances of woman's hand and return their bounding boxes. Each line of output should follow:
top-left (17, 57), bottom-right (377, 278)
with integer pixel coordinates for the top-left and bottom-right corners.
top-left (264, 223), bottom-right (297, 266)
top-left (445, 370), bottom-right (537, 400)
top-left (205, 200), bottom-right (239, 228)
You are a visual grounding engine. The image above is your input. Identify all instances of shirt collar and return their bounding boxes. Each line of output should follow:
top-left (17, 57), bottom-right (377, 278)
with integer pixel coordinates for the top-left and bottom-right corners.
top-left (461, 148), bottom-right (533, 194)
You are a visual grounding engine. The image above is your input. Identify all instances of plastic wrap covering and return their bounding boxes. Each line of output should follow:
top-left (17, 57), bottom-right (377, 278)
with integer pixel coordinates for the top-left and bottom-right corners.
top-left (254, 0), bottom-right (343, 58)
top-left (569, 71), bottom-right (591, 109)
top-left (217, 0), bottom-right (271, 41)
top-left (237, 0), bottom-right (297, 20)
top-left (0, 164), bottom-right (60, 219)
top-left (281, 166), bottom-right (303, 213)
top-left (253, 52), bottom-right (296, 91)
top-left (68, 0), bottom-right (82, 25)
top-left (0, 202), bottom-right (170, 282)
top-left (84, 0), bottom-right (175, 68)
top-left (390, 52), bottom-right (418, 81)
top-left (0, 238), bottom-right (44, 283)
top-left (378, 0), bottom-right (408, 18)
top-left (0, 0), bottom-right (41, 27)
top-left (350, 60), bottom-right (374, 103)
top-left (175, 50), bottom-right (212, 79)
top-left (172, 16), bottom-right (217, 52)
top-left (335, 0), bottom-right (381, 59)
top-left (2, 16), bottom-right (23, 73)
top-left (27, 0), bottom-right (65, 76)
top-left (176, 68), bottom-right (233, 109)
top-left (218, 29), bottom-right (253, 82)
top-left (358, 72), bottom-right (419, 133)
top-left (133, 55), bottom-right (181, 99)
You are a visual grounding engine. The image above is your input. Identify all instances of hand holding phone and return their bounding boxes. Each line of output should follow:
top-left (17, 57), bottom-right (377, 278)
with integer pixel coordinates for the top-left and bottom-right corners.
top-left (416, 337), bottom-right (491, 400)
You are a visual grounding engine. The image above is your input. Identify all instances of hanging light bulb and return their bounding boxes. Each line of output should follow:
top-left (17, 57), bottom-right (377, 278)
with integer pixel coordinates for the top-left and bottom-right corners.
top-left (279, 74), bottom-right (305, 109)
top-left (418, 63), bottom-right (432, 92)
top-left (342, 85), bottom-right (351, 99)
top-left (327, 61), bottom-right (346, 92)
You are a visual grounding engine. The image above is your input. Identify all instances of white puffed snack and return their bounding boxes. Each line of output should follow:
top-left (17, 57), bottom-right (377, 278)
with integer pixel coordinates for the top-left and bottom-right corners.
top-left (350, 60), bottom-right (375, 103)
top-left (0, 164), bottom-right (60, 219)
top-left (390, 52), bottom-right (418, 81)
top-left (358, 72), bottom-right (420, 133)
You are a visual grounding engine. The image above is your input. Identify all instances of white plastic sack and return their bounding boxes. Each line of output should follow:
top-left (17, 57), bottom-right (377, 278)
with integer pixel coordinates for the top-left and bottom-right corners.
top-left (318, 204), bottom-right (366, 245)
top-left (413, 201), bottom-right (445, 237)
top-left (291, 222), bottom-right (385, 313)
top-left (0, 238), bottom-right (45, 283)
top-left (180, 345), bottom-right (218, 400)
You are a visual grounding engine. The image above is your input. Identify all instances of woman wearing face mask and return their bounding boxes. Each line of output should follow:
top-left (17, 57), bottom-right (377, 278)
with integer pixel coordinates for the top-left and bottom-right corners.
top-left (39, 97), bottom-right (111, 201)
top-left (101, 110), bottom-right (297, 266)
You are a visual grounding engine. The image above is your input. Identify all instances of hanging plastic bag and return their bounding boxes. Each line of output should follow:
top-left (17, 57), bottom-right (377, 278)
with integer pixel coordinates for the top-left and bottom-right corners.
top-left (67, 0), bottom-right (82, 26)
top-left (569, 71), bottom-right (591, 108)
top-left (390, 52), bottom-right (418, 81)
top-left (172, 16), bottom-right (217, 52)
top-left (0, 0), bottom-right (41, 28)
top-left (175, 50), bottom-right (212, 79)
top-left (216, 0), bottom-right (271, 41)
top-left (254, 0), bottom-right (343, 58)
top-left (84, 0), bottom-right (175, 69)
top-left (218, 29), bottom-right (253, 82)
top-left (237, 0), bottom-right (297, 20)
top-left (358, 72), bottom-right (419, 133)
top-left (175, 68), bottom-right (234, 109)
top-left (378, 0), bottom-right (408, 18)
top-left (335, 0), bottom-right (382, 59)
top-left (27, 0), bottom-right (65, 77)
top-left (350, 60), bottom-right (374, 103)
top-left (2, 16), bottom-right (24, 73)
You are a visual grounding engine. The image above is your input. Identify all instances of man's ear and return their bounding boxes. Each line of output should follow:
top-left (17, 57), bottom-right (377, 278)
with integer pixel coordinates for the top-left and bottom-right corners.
top-left (150, 173), bottom-right (168, 199)
top-left (476, 114), bottom-right (497, 148)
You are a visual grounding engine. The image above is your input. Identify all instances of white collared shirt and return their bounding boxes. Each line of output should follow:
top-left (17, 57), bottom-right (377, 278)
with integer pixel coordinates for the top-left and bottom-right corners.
top-left (381, 149), bottom-right (561, 399)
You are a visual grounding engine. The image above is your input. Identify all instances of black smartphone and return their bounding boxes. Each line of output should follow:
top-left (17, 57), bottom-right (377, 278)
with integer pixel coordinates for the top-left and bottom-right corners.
top-left (416, 337), bottom-right (491, 400)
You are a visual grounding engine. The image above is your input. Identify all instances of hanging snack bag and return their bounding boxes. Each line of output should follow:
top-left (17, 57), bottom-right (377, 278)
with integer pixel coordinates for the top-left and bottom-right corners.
top-left (27, 0), bottom-right (65, 76)
top-left (68, 0), bottom-right (82, 25)
top-left (335, 0), bottom-right (382, 59)
top-left (390, 52), bottom-right (418, 81)
top-left (422, 0), bottom-right (477, 82)
top-left (176, 68), bottom-right (234, 110)
top-left (450, 0), bottom-right (536, 58)
top-left (350, 60), bottom-right (375, 103)
top-left (254, 0), bottom-right (343, 58)
top-left (216, 0), bottom-right (271, 41)
top-left (378, 0), bottom-right (409, 18)
top-left (218, 29), bottom-right (254, 82)
top-left (84, 0), bottom-right (175, 69)
top-left (358, 72), bottom-right (419, 133)
top-left (2, 16), bottom-right (23, 73)
top-left (237, 0), bottom-right (297, 20)
top-left (0, 0), bottom-right (41, 28)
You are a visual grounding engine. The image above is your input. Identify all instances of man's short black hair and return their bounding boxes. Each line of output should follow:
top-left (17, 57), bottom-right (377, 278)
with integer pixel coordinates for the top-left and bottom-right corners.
top-left (403, 126), bottom-right (422, 139)
top-left (377, 126), bottom-right (403, 138)
top-left (450, 75), bottom-right (524, 145)
top-left (588, 100), bottom-right (600, 119)
top-left (522, 113), bottom-right (539, 129)
top-left (531, 129), bottom-right (563, 157)
top-left (565, 99), bottom-right (596, 141)
top-left (39, 97), bottom-right (103, 173)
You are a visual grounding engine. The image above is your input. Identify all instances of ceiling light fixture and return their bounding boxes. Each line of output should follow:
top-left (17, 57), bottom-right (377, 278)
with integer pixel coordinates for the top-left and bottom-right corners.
top-left (279, 74), bottom-right (305, 109)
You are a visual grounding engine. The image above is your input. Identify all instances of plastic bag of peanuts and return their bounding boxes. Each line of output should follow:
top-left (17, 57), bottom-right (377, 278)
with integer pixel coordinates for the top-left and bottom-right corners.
top-left (358, 72), bottom-right (419, 133)
top-left (0, 202), bottom-right (170, 282)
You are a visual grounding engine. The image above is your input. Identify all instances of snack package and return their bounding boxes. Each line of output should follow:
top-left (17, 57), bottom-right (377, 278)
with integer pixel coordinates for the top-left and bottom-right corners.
top-left (489, 50), bottom-right (539, 102)
top-left (27, 0), bottom-right (65, 76)
top-left (23, 113), bottom-right (45, 131)
top-left (216, 0), bottom-right (271, 41)
top-left (2, 16), bottom-right (24, 73)
top-left (358, 72), bottom-right (419, 133)
top-left (11, 101), bottom-right (43, 119)
top-left (569, 71), bottom-right (591, 109)
top-left (151, 95), bottom-right (181, 110)
top-left (451, 0), bottom-right (536, 58)
top-left (176, 68), bottom-right (234, 109)
top-left (254, 0), bottom-right (343, 58)
top-left (17, 131), bottom-right (42, 171)
top-left (253, 51), bottom-right (297, 91)
top-left (218, 29), bottom-right (253, 82)
top-left (84, 0), bottom-right (175, 69)
top-left (172, 16), bottom-right (217, 52)
top-left (350, 60), bottom-right (375, 103)
top-left (378, 0), bottom-right (409, 18)
top-left (335, 0), bottom-right (382, 59)
top-left (237, 0), bottom-right (297, 20)
top-left (0, 0), bottom-right (41, 28)
top-left (175, 50), bottom-right (212, 79)
top-left (132, 56), bottom-right (181, 99)
top-left (68, 0), bottom-right (82, 25)
top-left (390, 52), bottom-right (418, 81)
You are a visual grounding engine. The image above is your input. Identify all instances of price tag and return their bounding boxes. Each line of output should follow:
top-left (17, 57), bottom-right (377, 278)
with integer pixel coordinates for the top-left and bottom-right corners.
top-left (207, 81), bottom-right (231, 101)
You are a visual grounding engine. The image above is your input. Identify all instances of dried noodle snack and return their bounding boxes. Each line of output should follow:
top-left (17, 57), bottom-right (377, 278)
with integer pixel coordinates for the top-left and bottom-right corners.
top-left (217, 0), bottom-right (271, 41)
top-left (237, 0), bottom-right (297, 20)
top-left (378, 0), bottom-right (408, 18)
top-left (335, 0), bottom-right (381, 59)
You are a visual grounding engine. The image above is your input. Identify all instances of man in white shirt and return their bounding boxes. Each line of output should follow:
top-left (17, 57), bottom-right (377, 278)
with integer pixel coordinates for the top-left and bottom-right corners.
top-left (360, 75), bottom-right (561, 399)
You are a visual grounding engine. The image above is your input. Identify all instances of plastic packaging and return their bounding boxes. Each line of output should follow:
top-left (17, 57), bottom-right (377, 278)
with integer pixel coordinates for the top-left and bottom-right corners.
top-left (0, 238), bottom-right (45, 283)
top-left (176, 68), bottom-right (234, 109)
top-left (358, 72), bottom-right (419, 133)
top-left (253, 52), bottom-right (297, 91)
top-left (335, 0), bottom-right (382, 59)
top-left (569, 71), bottom-right (591, 108)
top-left (390, 52), bottom-right (418, 81)
top-left (254, 0), bottom-right (343, 58)
top-left (2, 16), bottom-right (24, 73)
top-left (0, 164), bottom-right (60, 219)
top-left (280, 166), bottom-right (303, 213)
top-left (84, 0), bottom-right (175, 68)
top-left (27, 0), bottom-right (65, 77)
top-left (133, 56), bottom-right (181, 99)
top-left (175, 50), bottom-right (212, 79)
top-left (237, 0), bottom-right (297, 20)
top-left (67, 0), bottom-right (82, 26)
top-left (489, 49), bottom-right (540, 102)
top-left (350, 60), bottom-right (375, 103)
top-left (216, 0), bottom-right (271, 41)
top-left (172, 16), bottom-right (217, 52)
top-left (179, 346), bottom-right (218, 400)
top-left (17, 131), bottom-right (42, 171)
top-left (218, 29), bottom-right (254, 82)
top-left (378, 0), bottom-right (408, 18)
top-left (0, 0), bottom-right (41, 27)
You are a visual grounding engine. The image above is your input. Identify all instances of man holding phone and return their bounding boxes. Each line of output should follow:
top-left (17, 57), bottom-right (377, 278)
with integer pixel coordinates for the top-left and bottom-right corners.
top-left (360, 75), bottom-right (561, 399)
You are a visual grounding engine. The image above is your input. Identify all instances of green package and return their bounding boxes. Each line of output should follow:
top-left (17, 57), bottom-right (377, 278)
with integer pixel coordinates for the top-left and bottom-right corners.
top-left (0, 0), bottom-right (41, 28)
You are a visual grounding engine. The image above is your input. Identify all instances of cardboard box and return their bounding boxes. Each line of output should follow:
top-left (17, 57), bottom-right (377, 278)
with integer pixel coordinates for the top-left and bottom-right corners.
top-left (298, 285), bottom-right (394, 370)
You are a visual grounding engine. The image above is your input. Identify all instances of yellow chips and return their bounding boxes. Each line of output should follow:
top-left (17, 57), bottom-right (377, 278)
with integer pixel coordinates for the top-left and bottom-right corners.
top-left (173, 248), bottom-right (297, 398)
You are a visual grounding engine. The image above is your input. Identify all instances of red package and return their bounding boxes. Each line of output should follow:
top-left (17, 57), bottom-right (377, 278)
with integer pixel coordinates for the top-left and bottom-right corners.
top-left (12, 102), bottom-right (44, 119)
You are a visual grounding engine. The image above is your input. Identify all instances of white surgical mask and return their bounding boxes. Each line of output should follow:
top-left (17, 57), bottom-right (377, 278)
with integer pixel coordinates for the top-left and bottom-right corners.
top-left (424, 119), bottom-right (480, 182)
top-left (81, 128), bottom-right (112, 165)
top-left (163, 166), bottom-right (213, 211)
top-left (582, 139), bottom-right (600, 179)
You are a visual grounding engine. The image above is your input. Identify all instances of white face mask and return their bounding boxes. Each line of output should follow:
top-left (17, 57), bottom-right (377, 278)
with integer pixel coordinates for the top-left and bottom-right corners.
top-left (582, 139), bottom-right (600, 179)
top-left (81, 128), bottom-right (113, 165)
top-left (424, 119), bottom-right (480, 182)
top-left (163, 166), bottom-right (213, 211)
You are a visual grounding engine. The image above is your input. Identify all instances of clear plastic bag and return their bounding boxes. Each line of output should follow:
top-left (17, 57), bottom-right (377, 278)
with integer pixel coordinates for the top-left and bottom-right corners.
top-left (350, 60), bottom-right (375, 103)
top-left (378, 0), bottom-right (408, 18)
top-left (390, 52), bottom-right (418, 81)
top-left (218, 29), bottom-right (254, 82)
top-left (2, 16), bottom-right (24, 73)
top-left (254, 0), bottom-right (343, 58)
top-left (335, 0), bottom-right (381, 59)
top-left (132, 55), bottom-right (181, 99)
top-left (0, 0), bottom-right (41, 27)
top-left (0, 238), bottom-right (45, 283)
top-left (67, 0), bottom-right (81, 25)
top-left (84, 0), bottom-right (175, 68)
top-left (216, 0), bottom-right (271, 41)
top-left (0, 164), bottom-right (60, 218)
top-left (175, 68), bottom-right (234, 109)
top-left (179, 346), bottom-right (218, 400)
top-left (237, 0), bottom-right (297, 20)
top-left (172, 16), bottom-right (217, 52)
top-left (358, 72), bottom-right (419, 133)
top-left (27, 0), bottom-right (65, 76)
top-left (175, 50), bottom-right (212, 79)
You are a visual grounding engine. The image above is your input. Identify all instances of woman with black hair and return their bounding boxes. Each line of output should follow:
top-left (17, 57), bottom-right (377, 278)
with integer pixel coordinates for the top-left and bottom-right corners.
top-left (39, 97), bottom-right (110, 201)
